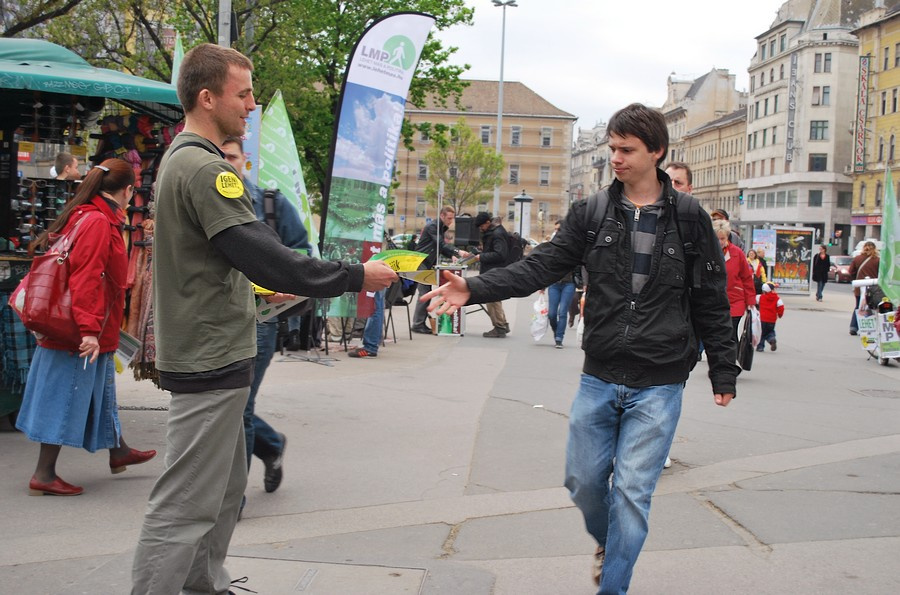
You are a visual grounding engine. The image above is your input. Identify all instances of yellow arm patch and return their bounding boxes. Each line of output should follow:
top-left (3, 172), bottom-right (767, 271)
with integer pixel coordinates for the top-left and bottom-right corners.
top-left (216, 172), bottom-right (245, 199)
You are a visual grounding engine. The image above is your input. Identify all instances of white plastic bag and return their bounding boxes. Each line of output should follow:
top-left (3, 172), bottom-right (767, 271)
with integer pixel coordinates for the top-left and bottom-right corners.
top-left (576, 316), bottom-right (585, 344)
top-left (750, 307), bottom-right (762, 348)
top-left (531, 292), bottom-right (549, 341)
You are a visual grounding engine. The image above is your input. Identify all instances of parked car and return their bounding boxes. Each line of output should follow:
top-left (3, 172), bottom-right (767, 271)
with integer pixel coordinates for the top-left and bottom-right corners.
top-left (829, 255), bottom-right (853, 283)
top-left (391, 233), bottom-right (415, 248)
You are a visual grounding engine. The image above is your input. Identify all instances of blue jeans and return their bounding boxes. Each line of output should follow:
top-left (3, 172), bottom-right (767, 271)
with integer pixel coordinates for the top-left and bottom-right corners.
top-left (815, 280), bottom-right (826, 300)
top-left (244, 322), bottom-right (285, 468)
top-left (565, 374), bottom-right (683, 595)
top-left (547, 281), bottom-right (576, 343)
top-left (362, 290), bottom-right (385, 354)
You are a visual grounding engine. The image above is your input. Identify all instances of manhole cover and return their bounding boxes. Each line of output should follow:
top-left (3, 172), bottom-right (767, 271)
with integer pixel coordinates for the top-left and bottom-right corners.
top-left (857, 389), bottom-right (900, 399)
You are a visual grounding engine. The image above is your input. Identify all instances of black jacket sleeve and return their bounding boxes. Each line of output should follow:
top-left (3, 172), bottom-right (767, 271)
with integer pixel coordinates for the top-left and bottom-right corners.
top-left (479, 228), bottom-right (509, 268)
top-left (211, 220), bottom-right (365, 298)
top-left (688, 208), bottom-right (741, 395)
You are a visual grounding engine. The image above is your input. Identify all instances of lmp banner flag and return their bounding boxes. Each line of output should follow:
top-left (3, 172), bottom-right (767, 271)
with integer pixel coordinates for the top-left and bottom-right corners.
top-left (881, 167), bottom-right (900, 303)
top-left (258, 90), bottom-right (319, 258)
top-left (322, 12), bottom-right (435, 318)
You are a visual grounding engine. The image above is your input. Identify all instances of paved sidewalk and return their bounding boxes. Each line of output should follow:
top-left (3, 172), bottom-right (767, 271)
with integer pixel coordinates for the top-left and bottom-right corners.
top-left (1, 284), bottom-right (899, 594)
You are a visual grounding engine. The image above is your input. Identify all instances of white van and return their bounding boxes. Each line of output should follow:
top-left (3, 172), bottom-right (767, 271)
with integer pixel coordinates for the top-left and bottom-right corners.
top-left (852, 238), bottom-right (885, 256)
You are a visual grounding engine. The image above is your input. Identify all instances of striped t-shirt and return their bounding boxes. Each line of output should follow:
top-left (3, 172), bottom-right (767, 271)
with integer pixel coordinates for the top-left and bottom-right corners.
top-left (619, 197), bottom-right (666, 295)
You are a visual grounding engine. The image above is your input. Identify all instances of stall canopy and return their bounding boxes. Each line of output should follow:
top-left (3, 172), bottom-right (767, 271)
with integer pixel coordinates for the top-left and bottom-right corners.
top-left (0, 38), bottom-right (183, 123)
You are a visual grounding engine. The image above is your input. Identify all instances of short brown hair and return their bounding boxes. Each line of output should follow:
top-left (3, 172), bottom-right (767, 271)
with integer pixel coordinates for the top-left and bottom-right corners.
top-left (665, 161), bottom-right (692, 185)
top-left (55, 152), bottom-right (76, 173)
top-left (440, 206), bottom-right (455, 216)
top-left (608, 103), bottom-right (669, 167)
top-left (178, 43), bottom-right (253, 113)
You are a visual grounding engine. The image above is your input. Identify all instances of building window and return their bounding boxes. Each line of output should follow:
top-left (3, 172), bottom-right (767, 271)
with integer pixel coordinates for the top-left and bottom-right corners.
top-left (420, 129), bottom-right (430, 142)
top-left (540, 127), bottom-right (552, 147)
top-left (753, 131), bottom-right (758, 149)
top-left (766, 191), bottom-right (776, 208)
top-left (815, 53), bottom-right (822, 72)
top-left (417, 160), bottom-right (428, 181)
top-left (481, 125), bottom-right (491, 145)
top-left (896, 43), bottom-right (900, 67)
top-left (539, 165), bottom-right (550, 186)
top-left (883, 92), bottom-right (888, 116)
top-left (808, 190), bottom-right (823, 207)
top-left (809, 154), bottom-right (827, 171)
top-left (777, 191), bottom-right (786, 207)
top-left (824, 52), bottom-right (832, 72)
top-left (859, 183), bottom-right (866, 207)
top-left (764, 98), bottom-right (769, 115)
top-left (416, 196), bottom-right (426, 217)
top-left (886, 47), bottom-right (891, 71)
top-left (762, 129), bottom-right (768, 146)
top-left (787, 190), bottom-right (797, 206)
top-left (891, 135), bottom-right (896, 161)
top-left (772, 126), bottom-right (777, 144)
top-left (837, 191), bottom-right (852, 208)
top-left (780, 34), bottom-right (787, 52)
top-left (760, 71), bottom-right (765, 85)
top-left (760, 43), bottom-right (767, 60)
top-left (509, 163), bottom-right (519, 185)
top-left (879, 137), bottom-right (885, 162)
top-left (511, 126), bottom-right (522, 146)
top-left (770, 40), bottom-right (776, 56)
top-left (822, 86), bottom-right (830, 106)
top-left (810, 120), bottom-right (829, 140)
top-left (755, 102), bottom-right (760, 119)
top-left (750, 75), bottom-right (755, 92)
top-left (894, 89), bottom-right (898, 112)
top-left (812, 86), bottom-right (820, 105)
top-left (876, 182), bottom-right (883, 207)
top-left (774, 95), bottom-right (779, 112)
top-left (506, 200), bottom-right (516, 222)
top-left (770, 67), bottom-right (775, 82)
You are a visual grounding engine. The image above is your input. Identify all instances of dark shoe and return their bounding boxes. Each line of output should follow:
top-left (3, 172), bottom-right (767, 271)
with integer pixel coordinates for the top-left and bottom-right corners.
top-left (482, 327), bottom-right (507, 338)
top-left (263, 434), bottom-right (286, 493)
top-left (850, 329), bottom-right (858, 335)
top-left (756, 347), bottom-right (764, 352)
top-left (29, 476), bottom-right (83, 496)
top-left (499, 323), bottom-right (510, 333)
top-left (770, 340), bottom-right (777, 351)
top-left (109, 448), bottom-right (157, 474)
top-left (555, 341), bottom-right (563, 349)
top-left (592, 546), bottom-right (605, 586)
top-left (348, 347), bottom-right (376, 358)
top-left (412, 325), bottom-right (432, 335)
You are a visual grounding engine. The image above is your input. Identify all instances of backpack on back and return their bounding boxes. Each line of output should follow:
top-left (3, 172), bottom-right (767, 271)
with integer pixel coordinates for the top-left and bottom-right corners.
top-left (506, 231), bottom-right (525, 266)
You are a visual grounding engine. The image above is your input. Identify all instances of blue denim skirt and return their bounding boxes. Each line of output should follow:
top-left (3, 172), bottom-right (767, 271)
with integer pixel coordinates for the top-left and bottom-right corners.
top-left (16, 347), bottom-right (121, 452)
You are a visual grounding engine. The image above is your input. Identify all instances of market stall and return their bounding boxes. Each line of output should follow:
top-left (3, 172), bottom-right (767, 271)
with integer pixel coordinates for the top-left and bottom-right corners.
top-left (0, 38), bottom-right (183, 422)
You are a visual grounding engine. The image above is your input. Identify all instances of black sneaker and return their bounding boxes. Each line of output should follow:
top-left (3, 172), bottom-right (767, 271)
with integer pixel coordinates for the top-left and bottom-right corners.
top-left (483, 327), bottom-right (507, 338)
top-left (263, 434), bottom-right (286, 493)
top-left (412, 325), bottom-right (432, 334)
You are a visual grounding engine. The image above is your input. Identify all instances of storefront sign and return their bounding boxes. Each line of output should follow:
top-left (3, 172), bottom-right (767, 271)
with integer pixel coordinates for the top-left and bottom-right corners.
top-left (851, 214), bottom-right (883, 225)
top-left (785, 52), bottom-right (799, 163)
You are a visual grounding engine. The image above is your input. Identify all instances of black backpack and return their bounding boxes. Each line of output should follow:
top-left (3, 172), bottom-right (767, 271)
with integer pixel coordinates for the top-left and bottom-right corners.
top-left (506, 231), bottom-right (525, 266)
top-left (583, 187), bottom-right (703, 289)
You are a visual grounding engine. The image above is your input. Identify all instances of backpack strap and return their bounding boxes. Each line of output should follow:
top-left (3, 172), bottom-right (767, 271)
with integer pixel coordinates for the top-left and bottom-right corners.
top-left (167, 140), bottom-right (219, 157)
top-left (668, 188), bottom-right (703, 290)
top-left (582, 188), bottom-right (611, 263)
top-left (263, 188), bottom-right (278, 232)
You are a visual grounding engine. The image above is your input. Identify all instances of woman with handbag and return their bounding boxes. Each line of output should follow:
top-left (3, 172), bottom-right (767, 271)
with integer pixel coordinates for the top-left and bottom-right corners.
top-left (714, 220), bottom-right (757, 345)
top-left (15, 158), bottom-right (156, 496)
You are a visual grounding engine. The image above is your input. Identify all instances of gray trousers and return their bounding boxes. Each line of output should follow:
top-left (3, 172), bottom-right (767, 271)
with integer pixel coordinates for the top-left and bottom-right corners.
top-left (132, 386), bottom-right (249, 595)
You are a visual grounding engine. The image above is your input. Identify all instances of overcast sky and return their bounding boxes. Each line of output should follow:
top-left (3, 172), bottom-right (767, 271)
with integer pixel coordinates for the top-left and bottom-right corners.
top-left (435, 0), bottom-right (789, 132)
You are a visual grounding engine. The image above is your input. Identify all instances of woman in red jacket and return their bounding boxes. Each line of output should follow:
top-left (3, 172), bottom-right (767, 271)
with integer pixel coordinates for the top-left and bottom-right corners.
top-left (713, 219), bottom-right (757, 344)
top-left (16, 158), bottom-right (155, 496)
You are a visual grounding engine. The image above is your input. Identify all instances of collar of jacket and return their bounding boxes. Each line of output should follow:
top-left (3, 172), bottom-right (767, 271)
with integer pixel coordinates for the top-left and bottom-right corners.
top-left (87, 194), bottom-right (126, 228)
top-left (608, 168), bottom-right (677, 212)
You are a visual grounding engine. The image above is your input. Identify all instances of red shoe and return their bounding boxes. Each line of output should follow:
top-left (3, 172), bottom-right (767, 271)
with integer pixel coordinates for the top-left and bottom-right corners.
top-left (29, 476), bottom-right (84, 496)
top-left (109, 448), bottom-right (157, 474)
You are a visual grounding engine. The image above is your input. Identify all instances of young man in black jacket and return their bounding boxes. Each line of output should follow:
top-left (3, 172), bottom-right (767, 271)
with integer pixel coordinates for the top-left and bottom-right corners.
top-left (411, 206), bottom-right (468, 334)
top-left (473, 211), bottom-right (511, 337)
top-left (423, 103), bottom-right (739, 594)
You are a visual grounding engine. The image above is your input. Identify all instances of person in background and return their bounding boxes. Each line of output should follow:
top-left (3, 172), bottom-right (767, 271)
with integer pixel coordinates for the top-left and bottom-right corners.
top-left (53, 152), bottom-right (82, 181)
top-left (405, 234), bottom-right (418, 251)
top-left (421, 103), bottom-right (738, 594)
top-left (411, 206), bottom-right (469, 334)
top-left (811, 244), bottom-right (831, 302)
top-left (664, 161), bottom-right (693, 194)
top-left (848, 241), bottom-right (880, 335)
top-left (472, 211), bottom-right (510, 338)
top-left (132, 43), bottom-right (396, 594)
top-left (711, 208), bottom-right (743, 250)
top-left (713, 219), bottom-right (756, 345)
top-left (747, 248), bottom-right (767, 295)
top-left (348, 234), bottom-right (396, 359)
top-left (222, 136), bottom-right (311, 506)
top-left (16, 159), bottom-right (156, 497)
top-left (756, 282), bottom-right (785, 352)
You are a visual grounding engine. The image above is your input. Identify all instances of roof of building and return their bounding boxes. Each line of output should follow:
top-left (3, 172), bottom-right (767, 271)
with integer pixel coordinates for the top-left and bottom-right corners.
top-left (684, 108), bottom-right (746, 138)
top-left (407, 79), bottom-right (577, 120)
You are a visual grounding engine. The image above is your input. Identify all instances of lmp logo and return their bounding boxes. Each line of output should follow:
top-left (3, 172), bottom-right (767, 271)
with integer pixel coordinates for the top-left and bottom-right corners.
top-left (361, 35), bottom-right (416, 70)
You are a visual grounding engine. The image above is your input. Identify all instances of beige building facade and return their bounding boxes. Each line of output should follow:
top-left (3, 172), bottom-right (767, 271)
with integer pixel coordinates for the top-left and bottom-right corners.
top-left (681, 110), bottom-right (747, 215)
top-left (570, 122), bottom-right (607, 202)
top-left (395, 80), bottom-right (576, 241)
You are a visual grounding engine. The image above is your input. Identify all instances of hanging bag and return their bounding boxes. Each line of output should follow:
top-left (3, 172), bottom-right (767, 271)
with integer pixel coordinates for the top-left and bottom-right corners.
top-left (737, 310), bottom-right (755, 371)
top-left (9, 214), bottom-right (98, 348)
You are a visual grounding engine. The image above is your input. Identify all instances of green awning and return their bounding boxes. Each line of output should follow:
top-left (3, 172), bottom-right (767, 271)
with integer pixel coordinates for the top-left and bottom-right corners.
top-left (0, 38), bottom-right (183, 123)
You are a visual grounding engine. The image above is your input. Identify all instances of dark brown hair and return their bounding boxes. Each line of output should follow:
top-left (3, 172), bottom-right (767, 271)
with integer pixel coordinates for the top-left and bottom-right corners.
top-left (30, 158), bottom-right (134, 254)
top-left (178, 43), bottom-right (253, 112)
top-left (608, 103), bottom-right (669, 167)
top-left (665, 161), bottom-right (692, 184)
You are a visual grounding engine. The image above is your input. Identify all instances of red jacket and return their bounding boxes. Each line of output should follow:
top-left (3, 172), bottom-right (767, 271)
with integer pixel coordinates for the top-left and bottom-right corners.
top-left (38, 196), bottom-right (127, 353)
top-left (723, 242), bottom-right (756, 317)
top-left (755, 290), bottom-right (785, 323)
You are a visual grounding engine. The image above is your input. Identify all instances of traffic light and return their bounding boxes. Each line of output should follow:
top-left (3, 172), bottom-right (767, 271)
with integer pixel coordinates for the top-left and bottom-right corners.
top-left (738, 190), bottom-right (744, 205)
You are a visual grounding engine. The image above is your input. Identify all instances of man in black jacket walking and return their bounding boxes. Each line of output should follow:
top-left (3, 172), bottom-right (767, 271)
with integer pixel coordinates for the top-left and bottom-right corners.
top-left (473, 212), bottom-right (510, 337)
top-left (422, 103), bottom-right (738, 594)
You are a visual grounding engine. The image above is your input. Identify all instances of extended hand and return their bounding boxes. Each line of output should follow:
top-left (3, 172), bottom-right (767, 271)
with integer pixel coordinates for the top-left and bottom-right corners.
top-left (264, 292), bottom-right (297, 304)
top-left (361, 260), bottom-right (398, 291)
top-left (421, 271), bottom-right (471, 316)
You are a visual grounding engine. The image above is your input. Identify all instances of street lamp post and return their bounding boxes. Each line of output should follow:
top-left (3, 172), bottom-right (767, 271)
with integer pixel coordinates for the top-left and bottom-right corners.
top-left (492, 0), bottom-right (517, 217)
top-left (513, 189), bottom-right (532, 239)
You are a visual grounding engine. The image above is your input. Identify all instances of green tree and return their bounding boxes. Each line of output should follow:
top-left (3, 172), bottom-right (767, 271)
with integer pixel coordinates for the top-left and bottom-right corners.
top-left (1, 0), bottom-right (86, 37)
top-left (424, 118), bottom-right (503, 215)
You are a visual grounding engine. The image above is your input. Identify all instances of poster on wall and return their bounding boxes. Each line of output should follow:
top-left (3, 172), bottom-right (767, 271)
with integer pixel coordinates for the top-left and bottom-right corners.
top-left (772, 226), bottom-right (815, 293)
